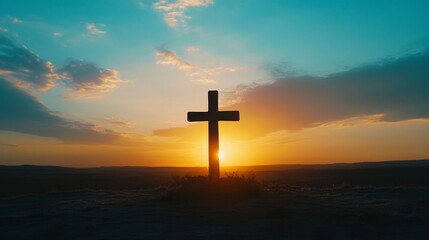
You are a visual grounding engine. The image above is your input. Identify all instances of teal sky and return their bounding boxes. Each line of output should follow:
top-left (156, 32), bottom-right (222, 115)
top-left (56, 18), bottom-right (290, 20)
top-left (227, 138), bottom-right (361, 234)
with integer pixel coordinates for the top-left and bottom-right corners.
top-left (2, 0), bottom-right (429, 72)
top-left (1, 0), bottom-right (429, 166)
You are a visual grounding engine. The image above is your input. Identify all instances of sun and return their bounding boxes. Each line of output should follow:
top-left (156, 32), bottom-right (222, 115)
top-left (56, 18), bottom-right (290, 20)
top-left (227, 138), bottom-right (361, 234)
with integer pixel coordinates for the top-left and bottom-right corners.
top-left (218, 150), bottom-right (225, 161)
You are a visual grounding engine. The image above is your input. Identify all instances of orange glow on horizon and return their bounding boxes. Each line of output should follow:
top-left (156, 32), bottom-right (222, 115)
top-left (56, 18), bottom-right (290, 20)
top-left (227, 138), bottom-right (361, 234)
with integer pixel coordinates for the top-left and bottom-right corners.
top-left (2, 119), bottom-right (429, 167)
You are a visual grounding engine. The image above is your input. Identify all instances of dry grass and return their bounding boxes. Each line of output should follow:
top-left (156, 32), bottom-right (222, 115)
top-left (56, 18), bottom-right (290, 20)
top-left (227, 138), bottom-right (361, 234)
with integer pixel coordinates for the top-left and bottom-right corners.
top-left (162, 173), bottom-right (264, 201)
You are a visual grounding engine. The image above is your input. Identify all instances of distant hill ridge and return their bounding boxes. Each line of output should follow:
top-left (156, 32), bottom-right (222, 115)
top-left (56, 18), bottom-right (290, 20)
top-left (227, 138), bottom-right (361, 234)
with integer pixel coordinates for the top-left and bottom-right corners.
top-left (1, 159), bottom-right (429, 197)
top-left (1, 159), bottom-right (428, 173)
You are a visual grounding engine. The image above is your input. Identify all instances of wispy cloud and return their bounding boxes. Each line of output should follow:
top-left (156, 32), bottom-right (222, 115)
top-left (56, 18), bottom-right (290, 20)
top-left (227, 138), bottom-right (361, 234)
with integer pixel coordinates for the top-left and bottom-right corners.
top-left (53, 32), bottom-right (62, 37)
top-left (59, 60), bottom-right (125, 97)
top-left (156, 49), bottom-right (193, 69)
top-left (8, 16), bottom-right (22, 24)
top-left (12, 18), bottom-right (22, 23)
top-left (0, 26), bottom-right (8, 32)
top-left (0, 34), bottom-right (57, 90)
top-left (0, 143), bottom-right (18, 147)
top-left (153, 0), bottom-right (214, 28)
top-left (185, 46), bottom-right (199, 54)
top-left (86, 23), bottom-right (107, 35)
top-left (155, 48), bottom-right (240, 83)
top-left (104, 117), bottom-right (133, 128)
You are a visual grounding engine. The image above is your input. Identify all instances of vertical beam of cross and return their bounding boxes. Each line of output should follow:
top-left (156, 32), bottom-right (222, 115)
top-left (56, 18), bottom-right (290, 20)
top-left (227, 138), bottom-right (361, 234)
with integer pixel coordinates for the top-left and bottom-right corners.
top-left (187, 90), bottom-right (240, 181)
top-left (208, 91), bottom-right (220, 181)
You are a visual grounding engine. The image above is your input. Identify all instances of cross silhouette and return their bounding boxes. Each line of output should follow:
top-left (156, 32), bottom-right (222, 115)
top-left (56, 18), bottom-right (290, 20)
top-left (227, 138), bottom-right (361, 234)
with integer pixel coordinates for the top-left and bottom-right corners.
top-left (187, 90), bottom-right (240, 181)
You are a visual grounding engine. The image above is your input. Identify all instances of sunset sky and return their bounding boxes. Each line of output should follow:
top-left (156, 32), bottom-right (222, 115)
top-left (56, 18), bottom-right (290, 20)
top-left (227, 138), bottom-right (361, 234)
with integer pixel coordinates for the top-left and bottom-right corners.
top-left (1, 0), bottom-right (429, 167)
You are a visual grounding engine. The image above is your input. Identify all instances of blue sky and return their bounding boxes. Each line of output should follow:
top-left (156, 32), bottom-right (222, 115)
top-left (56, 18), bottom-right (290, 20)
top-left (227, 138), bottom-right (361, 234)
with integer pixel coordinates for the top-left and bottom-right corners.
top-left (1, 0), bottom-right (429, 166)
top-left (2, 0), bottom-right (429, 73)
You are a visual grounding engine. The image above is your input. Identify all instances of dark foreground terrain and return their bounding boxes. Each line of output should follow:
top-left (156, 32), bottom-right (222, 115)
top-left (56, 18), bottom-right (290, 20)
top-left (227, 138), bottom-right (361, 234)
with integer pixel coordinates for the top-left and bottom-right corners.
top-left (1, 160), bottom-right (428, 240)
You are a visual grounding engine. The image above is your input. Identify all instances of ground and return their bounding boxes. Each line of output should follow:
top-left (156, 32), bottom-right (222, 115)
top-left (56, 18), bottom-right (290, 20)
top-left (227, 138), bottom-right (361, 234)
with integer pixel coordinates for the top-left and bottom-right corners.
top-left (1, 163), bottom-right (428, 239)
top-left (1, 186), bottom-right (428, 239)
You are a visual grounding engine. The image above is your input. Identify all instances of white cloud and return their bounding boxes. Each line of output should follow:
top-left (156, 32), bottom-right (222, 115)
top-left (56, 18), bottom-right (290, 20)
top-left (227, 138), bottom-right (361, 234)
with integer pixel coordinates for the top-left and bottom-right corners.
top-left (6, 15), bottom-right (22, 24)
top-left (12, 17), bottom-right (22, 24)
top-left (185, 46), bottom-right (199, 54)
top-left (86, 23), bottom-right (107, 35)
top-left (153, 0), bottom-right (214, 28)
top-left (53, 32), bottom-right (62, 37)
top-left (155, 48), bottom-right (241, 83)
top-left (0, 27), bottom-right (8, 32)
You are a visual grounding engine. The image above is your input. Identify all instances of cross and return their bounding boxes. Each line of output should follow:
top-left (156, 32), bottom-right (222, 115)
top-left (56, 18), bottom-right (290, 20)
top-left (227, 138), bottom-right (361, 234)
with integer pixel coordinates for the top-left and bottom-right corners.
top-left (187, 90), bottom-right (240, 181)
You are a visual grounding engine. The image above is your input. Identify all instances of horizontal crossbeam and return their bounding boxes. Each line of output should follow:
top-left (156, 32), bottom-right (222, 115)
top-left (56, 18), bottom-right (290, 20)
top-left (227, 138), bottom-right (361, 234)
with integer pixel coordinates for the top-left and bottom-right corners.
top-left (187, 111), bottom-right (240, 122)
top-left (188, 112), bottom-right (209, 122)
top-left (217, 111), bottom-right (240, 121)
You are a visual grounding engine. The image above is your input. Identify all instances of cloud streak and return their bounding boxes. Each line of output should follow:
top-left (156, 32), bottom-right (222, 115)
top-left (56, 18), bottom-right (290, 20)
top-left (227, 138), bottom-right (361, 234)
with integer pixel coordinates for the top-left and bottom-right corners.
top-left (154, 0), bottom-right (214, 28)
top-left (86, 23), bottom-right (106, 35)
top-left (104, 117), bottom-right (133, 128)
top-left (8, 16), bottom-right (22, 24)
top-left (0, 143), bottom-right (18, 147)
top-left (232, 50), bottom-right (429, 134)
top-left (185, 46), bottom-right (199, 54)
top-left (0, 78), bottom-right (123, 143)
top-left (155, 48), bottom-right (240, 83)
top-left (155, 50), bottom-right (429, 139)
top-left (156, 49), bottom-right (193, 69)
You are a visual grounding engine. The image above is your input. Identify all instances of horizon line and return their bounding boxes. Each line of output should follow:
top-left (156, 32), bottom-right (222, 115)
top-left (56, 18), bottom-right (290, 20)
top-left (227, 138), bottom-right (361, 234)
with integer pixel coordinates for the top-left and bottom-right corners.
top-left (1, 159), bottom-right (428, 169)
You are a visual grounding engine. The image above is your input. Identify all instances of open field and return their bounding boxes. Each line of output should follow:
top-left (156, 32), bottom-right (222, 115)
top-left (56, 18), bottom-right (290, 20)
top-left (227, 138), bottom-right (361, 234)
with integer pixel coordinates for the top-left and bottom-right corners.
top-left (1, 160), bottom-right (428, 239)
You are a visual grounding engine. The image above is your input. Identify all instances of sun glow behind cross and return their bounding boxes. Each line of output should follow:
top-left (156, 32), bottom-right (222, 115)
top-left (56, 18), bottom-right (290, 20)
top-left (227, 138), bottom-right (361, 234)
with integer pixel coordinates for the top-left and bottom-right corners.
top-left (218, 150), bottom-right (225, 161)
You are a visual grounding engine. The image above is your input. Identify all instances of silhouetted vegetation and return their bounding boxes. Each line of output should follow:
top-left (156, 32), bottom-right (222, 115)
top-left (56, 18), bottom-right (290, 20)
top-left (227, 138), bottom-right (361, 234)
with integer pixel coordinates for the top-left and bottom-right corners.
top-left (162, 172), bottom-right (263, 201)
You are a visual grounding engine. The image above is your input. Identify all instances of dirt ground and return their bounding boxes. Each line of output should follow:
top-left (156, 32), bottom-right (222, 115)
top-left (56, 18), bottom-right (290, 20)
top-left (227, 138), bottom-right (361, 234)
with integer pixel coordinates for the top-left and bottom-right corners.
top-left (1, 186), bottom-right (428, 240)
